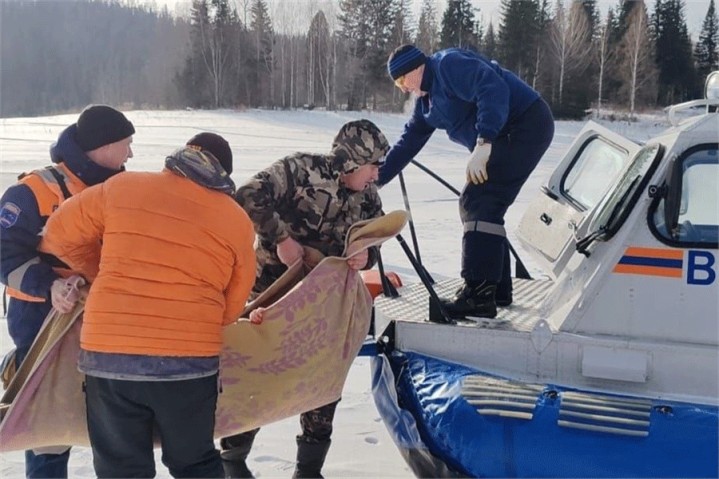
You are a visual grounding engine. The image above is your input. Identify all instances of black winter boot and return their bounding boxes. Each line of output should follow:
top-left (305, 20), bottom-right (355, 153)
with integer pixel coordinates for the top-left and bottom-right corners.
top-left (292, 438), bottom-right (331, 479)
top-left (220, 433), bottom-right (256, 478)
top-left (439, 281), bottom-right (497, 319)
top-left (495, 282), bottom-right (513, 307)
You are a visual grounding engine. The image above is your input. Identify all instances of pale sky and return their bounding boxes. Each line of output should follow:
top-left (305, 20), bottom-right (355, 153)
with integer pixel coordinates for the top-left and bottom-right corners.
top-left (154, 0), bottom-right (708, 40)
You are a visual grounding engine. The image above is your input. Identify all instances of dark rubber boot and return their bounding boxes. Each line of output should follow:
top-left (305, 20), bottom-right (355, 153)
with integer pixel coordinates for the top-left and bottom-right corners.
top-left (292, 438), bottom-right (331, 479)
top-left (220, 432), bottom-right (257, 478)
top-left (439, 281), bottom-right (497, 319)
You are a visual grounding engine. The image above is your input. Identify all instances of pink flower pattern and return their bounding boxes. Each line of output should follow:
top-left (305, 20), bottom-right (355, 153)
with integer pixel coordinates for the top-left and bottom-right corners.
top-left (0, 222), bottom-right (403, 450)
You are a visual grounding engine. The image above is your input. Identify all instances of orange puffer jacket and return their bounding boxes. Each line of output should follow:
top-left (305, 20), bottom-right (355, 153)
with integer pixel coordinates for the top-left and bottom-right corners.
top-left (40, 170), bottom-right (256, 357)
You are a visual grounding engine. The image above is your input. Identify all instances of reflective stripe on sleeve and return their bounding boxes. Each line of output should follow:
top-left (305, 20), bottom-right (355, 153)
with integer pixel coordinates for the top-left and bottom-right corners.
top-left (7, 257), bottom-right (41, 290)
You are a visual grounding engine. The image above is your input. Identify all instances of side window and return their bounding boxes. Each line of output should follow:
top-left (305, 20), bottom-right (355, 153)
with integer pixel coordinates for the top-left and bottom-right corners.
top-left (653, 146), bottom-right (719, 246)
top-left (562, 138), bottom-right (629, 210)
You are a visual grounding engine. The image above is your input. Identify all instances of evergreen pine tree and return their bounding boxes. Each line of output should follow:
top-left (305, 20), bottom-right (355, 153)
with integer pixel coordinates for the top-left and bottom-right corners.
top-left (391, 0), bottom-right (415, 47)
top-left (338, 0), bottom-right (371, 110)
top-left (607, 5), bottom-right (619, 37)
top-left (653, 0), bottom-right (697, 104)
top-left (388, 0), bottom-right (415, 109)
top-left (483, 22), bottom-right (498, 58)
top-left (368, 0), bottom-right (403, 109)
top-left (177, 0), bottom-right (237, 108)
top-left (609, 0), bottom-right (639, 44)
top-left (439, 0), bottom-right (480, 50)
top-left (250, 0), bottom-right (274, 107)
top-left (177, 0), bottom-right (212, 108)
top-left (497, 0), bottom-right (541, 82)
top-left (580, 0), bottom-right (600, 38)
top-left (339, 0), bottom-right (398, 110)
top-left (694, 0), bottom-right (719, 85)
top-left (416, 0), bottom-right (440, 54)
top-left (530, 0), bottom-right (552, 91)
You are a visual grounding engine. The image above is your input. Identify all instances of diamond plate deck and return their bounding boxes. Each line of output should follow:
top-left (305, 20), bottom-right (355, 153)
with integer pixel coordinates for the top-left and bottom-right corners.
top-left (374, 277), bottom-right (553, 332)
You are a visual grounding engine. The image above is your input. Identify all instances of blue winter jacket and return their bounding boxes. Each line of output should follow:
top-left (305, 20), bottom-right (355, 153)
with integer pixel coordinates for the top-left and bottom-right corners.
top-left (379, 48), bottom-right (540, 185)
top-left (0, 125), bottom-right (121, 353)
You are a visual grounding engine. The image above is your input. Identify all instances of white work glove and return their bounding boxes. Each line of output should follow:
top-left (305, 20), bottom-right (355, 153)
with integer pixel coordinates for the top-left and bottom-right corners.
top-left (276, 236), bottom-right (304, 266)
top-left (50, 275), bottom-right (86, 313)
top-left (466, 142), bottom-right (492, 184)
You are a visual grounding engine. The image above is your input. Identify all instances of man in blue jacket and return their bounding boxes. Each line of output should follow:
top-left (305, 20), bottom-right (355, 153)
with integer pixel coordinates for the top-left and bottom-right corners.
top-left (0, 105), bottom-right (135, 478)
top-left (380, 44), bottom-right (554, 319)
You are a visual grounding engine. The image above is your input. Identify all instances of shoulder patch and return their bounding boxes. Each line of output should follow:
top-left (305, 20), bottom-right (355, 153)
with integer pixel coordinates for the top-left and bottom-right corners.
top-left (0, 202), bottom-right (21, 228)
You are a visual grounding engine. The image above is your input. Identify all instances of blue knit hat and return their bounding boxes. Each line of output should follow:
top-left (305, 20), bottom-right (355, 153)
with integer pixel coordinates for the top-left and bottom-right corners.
top-left (387, 45), bottom-right (427, 80)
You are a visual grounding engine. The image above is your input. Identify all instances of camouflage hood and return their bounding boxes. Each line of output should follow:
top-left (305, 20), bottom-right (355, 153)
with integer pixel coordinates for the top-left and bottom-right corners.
top-left (330, 120), bottom-right (390, 174)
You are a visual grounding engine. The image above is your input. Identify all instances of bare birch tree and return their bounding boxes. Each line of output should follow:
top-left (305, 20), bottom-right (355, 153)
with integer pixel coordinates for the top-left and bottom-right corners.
top-left (549, 0), bottom-right (592, 107)
top-left (322, 0), bottom-right (339, 110)
top-left (595, 15), bottom-right (613, 117)
top-left (531, 0), bottom-right (551, 91)
top-left (415, 0), bottom-right (440, 54)
top-left (619, 1), bottom-right (656, 116)
top-left (288, 2), bottom-right (304, 108)
top-left (273, 1), bottom-right (288, 108)
top-left (194, 0), bottom-right (234, 107)
top-left (250, 0), bottom-right (274, 106)
top-left (232, 0), bottom-right (253, 105)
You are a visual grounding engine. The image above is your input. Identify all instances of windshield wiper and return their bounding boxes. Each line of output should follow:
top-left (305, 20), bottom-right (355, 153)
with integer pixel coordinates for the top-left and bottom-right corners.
top-left (575, 176), bottom-right (641, 256)
top-left (576, 226), bottom-right (607, 256)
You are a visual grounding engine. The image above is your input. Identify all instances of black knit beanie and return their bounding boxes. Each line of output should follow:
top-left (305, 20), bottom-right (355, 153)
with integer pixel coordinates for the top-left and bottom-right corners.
top-left (75, 105), bottom-right (135, 152)
top-left (186, 132), bottom-right (233, 174)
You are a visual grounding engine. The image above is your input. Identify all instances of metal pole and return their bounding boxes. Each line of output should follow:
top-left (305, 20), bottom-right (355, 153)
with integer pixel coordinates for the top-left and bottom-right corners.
top-left (410, 159), bottom-right (460, 196)
top-left (398, 171), bottom-right (434, 284)
top-left (376, 252), bottom-right (399, 298)
top-left (396, 234), bottom-right (452, 324)
top-left (409, 158), bottom-right (531, 280)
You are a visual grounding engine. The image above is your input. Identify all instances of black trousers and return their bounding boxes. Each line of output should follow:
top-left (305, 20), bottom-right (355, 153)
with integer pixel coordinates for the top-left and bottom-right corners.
top-left (85, 374), bottom-right (223, 478)
top-left (460, 98), bottom-right (555, 283)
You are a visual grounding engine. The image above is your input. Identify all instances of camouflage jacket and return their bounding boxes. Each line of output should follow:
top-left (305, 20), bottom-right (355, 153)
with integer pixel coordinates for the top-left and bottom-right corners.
top-left (236, 152), bottom-right (382, 295)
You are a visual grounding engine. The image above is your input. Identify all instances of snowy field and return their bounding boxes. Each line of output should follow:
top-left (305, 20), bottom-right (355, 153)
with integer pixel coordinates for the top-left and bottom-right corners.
top-left (0, 108), bottom-right (668, 477)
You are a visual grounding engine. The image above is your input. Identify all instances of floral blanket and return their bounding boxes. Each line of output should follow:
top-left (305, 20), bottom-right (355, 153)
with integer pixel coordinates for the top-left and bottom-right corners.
top-left (0, 211), bottom-right (407, 451)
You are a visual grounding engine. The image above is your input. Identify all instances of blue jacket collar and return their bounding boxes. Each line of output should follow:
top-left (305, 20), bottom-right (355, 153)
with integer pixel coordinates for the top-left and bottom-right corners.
top-left (50, 124), bottom-right (123, 186)
top-left (420, 59), bottom-right (433, 94)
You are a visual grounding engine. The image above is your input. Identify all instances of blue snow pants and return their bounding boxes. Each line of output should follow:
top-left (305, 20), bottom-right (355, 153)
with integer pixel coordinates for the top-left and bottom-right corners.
top-left (460, 98), bottom-right (555, 284)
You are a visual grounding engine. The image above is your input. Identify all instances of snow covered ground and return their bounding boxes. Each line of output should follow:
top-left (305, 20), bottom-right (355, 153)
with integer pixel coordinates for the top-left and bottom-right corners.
top-left (0, 108), bottom-right (669, 477)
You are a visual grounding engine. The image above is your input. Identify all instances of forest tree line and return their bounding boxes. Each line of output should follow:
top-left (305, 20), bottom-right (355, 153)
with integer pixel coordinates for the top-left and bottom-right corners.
top-left (1, 0), bottom-right (717, 119)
